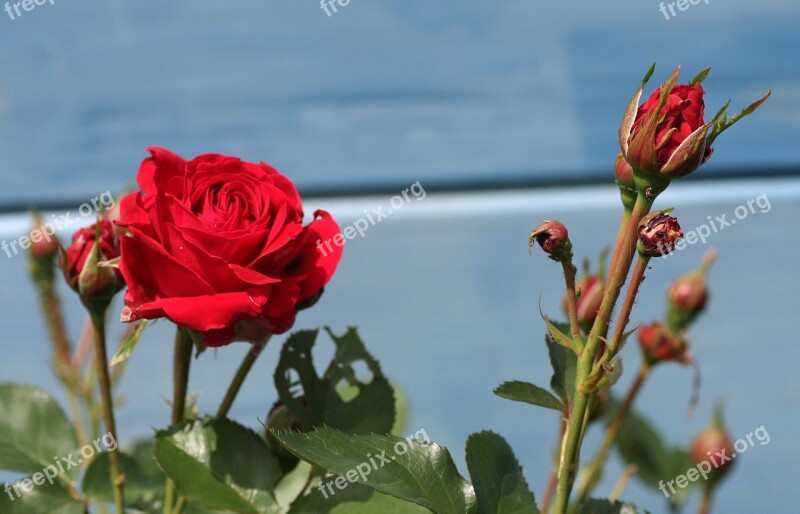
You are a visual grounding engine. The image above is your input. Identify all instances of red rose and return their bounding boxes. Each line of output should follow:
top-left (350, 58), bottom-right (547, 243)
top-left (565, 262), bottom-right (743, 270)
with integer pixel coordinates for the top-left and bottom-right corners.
top-left (60, 220), bottom-right (122, 292)
top-left (619, 67), bottom-right (712, 189)
top-left (631, 84), bottom-right (707, 166)
top-left (117, 147), bottom-right (343, 347)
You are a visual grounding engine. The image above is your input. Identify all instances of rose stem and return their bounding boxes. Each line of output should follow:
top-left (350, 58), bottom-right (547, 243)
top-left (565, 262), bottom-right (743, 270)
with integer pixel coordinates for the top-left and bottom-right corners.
top-left (608, 464), bottom-right (638, 502)
top-left (698, 491), bottom-right (712, 514)
top-left (552, 192), bottom-right (653, 514)
top-left (164, 327), bottom-right (193, 514)
top-left (89, 311), bottom-right (125, 514)
top-left (540, 418), bottom-right (567, 514)
top-left (575, 363), bottom-right (651, 505)
top-left (590, 255), bottom-right (650, 379)
top-left (217, 335), bottom-right (272, 418)
top-left (561, 259), bottom-right (582, 351)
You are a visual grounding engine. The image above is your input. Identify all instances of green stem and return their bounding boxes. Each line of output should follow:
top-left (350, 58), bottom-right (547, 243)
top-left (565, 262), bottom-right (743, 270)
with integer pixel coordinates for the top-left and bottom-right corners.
top-left (698, 491), bottom-right (712, 514)
top-left (217, 338), bottom-right (270, 418)
top-left (590, 255), bottom-right (650, 379)
top-left (164, 327), bottom-right (193, 514)
top-left (90, 312), bottom-right (125, 514)
top-left (552, 193), bottom-right (653, 514)
top-left (575, 363), bottom-right (651, 505)
top-left (560, 260), bottom-right (582, 351)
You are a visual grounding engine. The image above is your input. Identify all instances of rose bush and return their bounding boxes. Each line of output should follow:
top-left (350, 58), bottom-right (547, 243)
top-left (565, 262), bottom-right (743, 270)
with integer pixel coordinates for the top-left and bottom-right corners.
top-left (117, 147), bottom-right (342, 346)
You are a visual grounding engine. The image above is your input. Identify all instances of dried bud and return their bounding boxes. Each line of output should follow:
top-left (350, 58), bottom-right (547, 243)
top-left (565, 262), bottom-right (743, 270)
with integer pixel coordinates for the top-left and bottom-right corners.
top-left (691, 407), bottom-right (736, 486)
top-left (638, 321), bottom-right (690, 365)
top-left (637, 211), bottom-right (683, 257)
top-left (529, 220), bottom-right (571, 261)
top-left (60, 220), bottom-right (124, 310)
top-left (565, 275), bottom-right (603, 328)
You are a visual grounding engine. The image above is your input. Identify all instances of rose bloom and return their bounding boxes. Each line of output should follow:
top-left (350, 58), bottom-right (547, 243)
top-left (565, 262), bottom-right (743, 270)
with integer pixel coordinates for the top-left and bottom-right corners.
top-left (117, 147), bottom-right (343, 347)
top-left (630, 83), bottom-right (707, 168)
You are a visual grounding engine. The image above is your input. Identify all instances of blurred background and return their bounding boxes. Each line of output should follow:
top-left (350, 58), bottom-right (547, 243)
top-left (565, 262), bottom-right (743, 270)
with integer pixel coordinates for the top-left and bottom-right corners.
top-left (1, 0), bottom-right (799, 512)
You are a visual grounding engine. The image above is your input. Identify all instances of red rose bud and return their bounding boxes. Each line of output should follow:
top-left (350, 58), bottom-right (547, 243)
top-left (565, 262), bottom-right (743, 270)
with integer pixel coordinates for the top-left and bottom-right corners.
top-left (619, 65), bottom-right (712, 195)
top-left (529, 220), bottom-right (571, 261)
top-left (637, 210), bottom-right (683, 258)
top-left (638, 321), bottom-right (690, 365)
top-left (27, 211), bottom-right (60, 260)
top-left (564, 275), bottom-right (603, 328)
top-left (691, 407), bottom-right (736, 486)
top-left (667, 250), bottom-right (717, 331)
top-left (60, 221), bottom-right (124, 309)
top-left (614, 152), bottom-right (636, 211)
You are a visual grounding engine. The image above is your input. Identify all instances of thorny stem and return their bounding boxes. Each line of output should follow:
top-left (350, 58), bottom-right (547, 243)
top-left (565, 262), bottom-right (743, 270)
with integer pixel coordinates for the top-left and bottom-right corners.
top-left (552, 193), bottom-right (652, 514)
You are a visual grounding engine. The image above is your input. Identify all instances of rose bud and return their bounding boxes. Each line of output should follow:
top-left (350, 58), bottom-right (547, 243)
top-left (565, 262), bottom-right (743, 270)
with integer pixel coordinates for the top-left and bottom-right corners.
top-left (619, 66), bottom-right (712, 195)
top-left (667, 250), bottom-right (717, 331)
top-left (691, 406), bottom-right (736, 487)
top-left (60, 220), bottom-right (124, 309)
top-left (620, 65), bottom-right (770, 197)
top-left (529, 220), bottom-right (571, 262)
top-left (614, 152), bottom-right (636, 211)
top-left (564, 274), bottom-right (603, 328)
top-left (638, 321), bottom-right (690, 365)
top-left (637, 210), bottom-right (683, 258)
top-left (27, 211), bottom-right (60, 261)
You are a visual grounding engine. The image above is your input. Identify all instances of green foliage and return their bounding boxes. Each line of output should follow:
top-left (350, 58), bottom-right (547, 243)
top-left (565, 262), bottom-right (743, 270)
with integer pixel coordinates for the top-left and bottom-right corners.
top-left (0, 384), bottom-right (80, 483)
top-left (494, 381), bottom-right (566, 412)
top-left (274, 427), bottom-right (477, 514)
top-left (154, 417), bottom-right (282, 513)
top-left (274, 328), bottom-right (395, 435)
top-left (465, 431), bottom-right (539, 514)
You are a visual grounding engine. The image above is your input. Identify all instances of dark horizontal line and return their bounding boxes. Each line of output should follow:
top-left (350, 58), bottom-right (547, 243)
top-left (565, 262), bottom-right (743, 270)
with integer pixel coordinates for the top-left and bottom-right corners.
top-left (1, 165), bottom-right (798, 215)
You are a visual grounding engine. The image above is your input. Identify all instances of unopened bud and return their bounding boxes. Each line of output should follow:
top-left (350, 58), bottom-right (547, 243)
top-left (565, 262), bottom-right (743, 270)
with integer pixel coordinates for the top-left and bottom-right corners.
top-left (60, 220), bottom-right (124, 311)
top-left (638, 321), bottom-right (690, 365)
top-left (667, 250), bottom-right (716, 330)
top-left (691, 406), bottom-right (736, 487)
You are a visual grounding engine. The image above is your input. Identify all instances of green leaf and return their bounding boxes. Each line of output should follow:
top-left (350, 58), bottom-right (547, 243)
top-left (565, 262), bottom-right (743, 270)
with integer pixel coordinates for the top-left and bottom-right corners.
top-left (110, 320), bottom-right (149, 366)
top-left (0, 384), bottom-right (80, 483)
top-left (289, 483), bottom-right (428, 513)
top-left (542, 316), bottom-right (576, 352)
top-left (274, 427), bottom-right (476, 514)
top-left (154, 417), bottom-right (282, 513)
top-left (465, 431), bottom-right (539, 514)
top-left (82, 449), bottom-right (164, 510)
top-left (689, 67), bottom-right (710, 86)
top-left (0, 479), bottom-right (84, 514)
top-left (494, 381), bottom-right (566, 412)
top-left (578, 499), bottom-right (650, 513)
top-left (274, 327), bottom-right (395, 435)
top-left (545, 326), bottom-right (577, 408)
